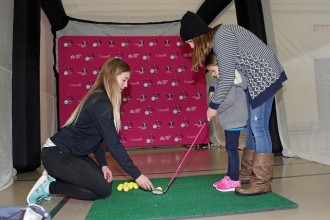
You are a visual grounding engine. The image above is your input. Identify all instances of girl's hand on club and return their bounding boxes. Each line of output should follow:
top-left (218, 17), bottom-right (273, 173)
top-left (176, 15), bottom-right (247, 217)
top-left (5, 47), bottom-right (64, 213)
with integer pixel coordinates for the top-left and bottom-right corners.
top-left (102, 166), bottom-right (113, 183)
top-left (207, 107), bottom-right (217, 121)
top-left (136, 174), bottom-right (154, 191)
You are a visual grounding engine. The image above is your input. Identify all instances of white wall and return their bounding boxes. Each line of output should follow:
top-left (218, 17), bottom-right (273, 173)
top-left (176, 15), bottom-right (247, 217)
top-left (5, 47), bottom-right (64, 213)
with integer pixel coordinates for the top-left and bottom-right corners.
top-left (268, 0), bottom-right (330, 164)
top-left (40, 11), bottom-right (58, 144)
top-left (0, 0), bottom-right (14, 190)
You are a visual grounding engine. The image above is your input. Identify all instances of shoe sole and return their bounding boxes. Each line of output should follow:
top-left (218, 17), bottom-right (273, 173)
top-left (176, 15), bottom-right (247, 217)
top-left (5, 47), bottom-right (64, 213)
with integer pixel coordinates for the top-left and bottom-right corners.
top-left (234, 190), bottom-right (272, 196)
top-left (26, 174), bottom-right (48, 205)
top-left (216, 187), bottom-right (238, 192)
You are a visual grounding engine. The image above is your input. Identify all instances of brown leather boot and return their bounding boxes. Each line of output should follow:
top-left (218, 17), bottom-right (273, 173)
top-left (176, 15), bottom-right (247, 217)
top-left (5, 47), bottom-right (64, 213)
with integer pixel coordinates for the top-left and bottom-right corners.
top-left (239, 148), bottom-right (255, 184)
top-left (235, 152), bottom-right (274, 196)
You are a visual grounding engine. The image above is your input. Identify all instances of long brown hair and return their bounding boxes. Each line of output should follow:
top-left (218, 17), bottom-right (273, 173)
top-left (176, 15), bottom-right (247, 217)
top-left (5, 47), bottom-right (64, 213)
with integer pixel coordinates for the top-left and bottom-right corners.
top-left (191, 24), bottom-right (221, 70)
top-left (63, 58), bottom-right (130, 132)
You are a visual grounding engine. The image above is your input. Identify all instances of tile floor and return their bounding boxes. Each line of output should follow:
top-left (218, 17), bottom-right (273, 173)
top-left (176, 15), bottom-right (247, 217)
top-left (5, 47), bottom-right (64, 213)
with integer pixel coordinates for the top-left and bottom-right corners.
top-left (1, 146), bottom-right (330, 220)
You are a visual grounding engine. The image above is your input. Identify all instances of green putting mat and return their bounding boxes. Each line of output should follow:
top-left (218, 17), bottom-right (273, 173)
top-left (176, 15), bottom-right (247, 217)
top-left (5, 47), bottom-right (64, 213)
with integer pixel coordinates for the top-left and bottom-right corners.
top-left (86, 174), bottom-right (298, 220)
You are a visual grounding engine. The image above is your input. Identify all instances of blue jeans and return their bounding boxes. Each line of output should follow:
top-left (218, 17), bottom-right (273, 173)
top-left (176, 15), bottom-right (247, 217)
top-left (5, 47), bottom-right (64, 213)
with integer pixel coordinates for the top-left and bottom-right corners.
top-left (245, 95), bottom-right (275, 153)
top-left (225, 130), bottom-right (241, 181)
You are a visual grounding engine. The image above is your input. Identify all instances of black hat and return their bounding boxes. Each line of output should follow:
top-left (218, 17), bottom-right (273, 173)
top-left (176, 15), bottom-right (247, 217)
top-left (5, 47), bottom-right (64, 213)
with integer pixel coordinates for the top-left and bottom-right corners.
top-left (180, 11), bottom-right (211, 41)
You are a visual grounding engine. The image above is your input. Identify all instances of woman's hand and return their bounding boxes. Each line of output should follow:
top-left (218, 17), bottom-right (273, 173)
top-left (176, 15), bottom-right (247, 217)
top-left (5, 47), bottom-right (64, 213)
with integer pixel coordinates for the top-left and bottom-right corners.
top-left (207, 107), bottom-right (217, 121)
top-left (135, 174), bottom-right (154, 191)
top-left (102, 166), bottom-right (113, 183)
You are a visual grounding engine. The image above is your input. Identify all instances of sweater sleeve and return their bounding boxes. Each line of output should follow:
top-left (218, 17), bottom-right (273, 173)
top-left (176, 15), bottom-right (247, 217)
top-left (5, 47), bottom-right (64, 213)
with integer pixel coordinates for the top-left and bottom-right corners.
top-left (210, 26), bottom-right (238, 110)
top-left (93, 144), bottom-right (107, 167)
top-left (87, 96), bottom-right (141, 180)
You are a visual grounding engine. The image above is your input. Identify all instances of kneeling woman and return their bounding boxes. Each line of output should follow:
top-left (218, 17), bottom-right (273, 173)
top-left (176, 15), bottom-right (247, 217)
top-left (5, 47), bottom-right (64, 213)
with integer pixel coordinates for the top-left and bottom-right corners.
top-left (27, 58), bottom-right (154, 204)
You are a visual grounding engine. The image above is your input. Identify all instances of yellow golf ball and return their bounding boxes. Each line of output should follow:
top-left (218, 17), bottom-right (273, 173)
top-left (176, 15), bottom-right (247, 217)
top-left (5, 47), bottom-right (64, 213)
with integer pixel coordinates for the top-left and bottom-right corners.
top-left (156, 186), bottom-right (162, 191)
top-left (117, 184), bottom-right (123, 191)
top-left (123, 186), bottom-right (129, 192)
top-left (133, 183), bottom-right (139, 189)
top-left (128, 182), bottom-right (133, 189)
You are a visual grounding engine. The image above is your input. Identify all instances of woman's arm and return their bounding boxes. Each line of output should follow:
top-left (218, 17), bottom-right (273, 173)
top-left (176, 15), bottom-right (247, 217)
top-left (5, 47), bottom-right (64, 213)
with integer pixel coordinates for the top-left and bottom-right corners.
top-left (89, 94), bottom-right (142, 180)
top-left (211, 26), bottom-right (238, 109)
top-left (93, 143), bottom-right (107, 166)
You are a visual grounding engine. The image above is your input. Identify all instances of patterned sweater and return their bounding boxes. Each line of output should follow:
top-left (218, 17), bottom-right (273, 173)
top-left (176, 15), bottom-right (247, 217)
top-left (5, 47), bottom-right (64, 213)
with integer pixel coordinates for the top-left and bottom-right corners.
top-left (210, 25), bottom-right (287, 109)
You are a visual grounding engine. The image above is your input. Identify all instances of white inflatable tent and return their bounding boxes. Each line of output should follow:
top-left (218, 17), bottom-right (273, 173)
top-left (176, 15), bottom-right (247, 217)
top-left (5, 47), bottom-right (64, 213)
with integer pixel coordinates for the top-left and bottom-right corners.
top-left (1, 0), bottom-right (330, 190)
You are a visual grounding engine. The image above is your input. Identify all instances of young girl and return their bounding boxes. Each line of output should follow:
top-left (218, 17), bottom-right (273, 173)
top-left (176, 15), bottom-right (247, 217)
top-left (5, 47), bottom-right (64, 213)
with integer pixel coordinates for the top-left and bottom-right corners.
top-left (180, 11), bottom-right (287, 196)
top-left (205, 51), bottom-right (248, 192)
top-left (27, 58), bottom-right (154, 205)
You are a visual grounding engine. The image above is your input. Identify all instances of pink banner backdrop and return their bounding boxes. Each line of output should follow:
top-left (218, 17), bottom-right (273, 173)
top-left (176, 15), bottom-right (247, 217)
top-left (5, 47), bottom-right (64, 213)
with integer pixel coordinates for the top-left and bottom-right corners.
top-left (58, 36), bottom-right (209, 148)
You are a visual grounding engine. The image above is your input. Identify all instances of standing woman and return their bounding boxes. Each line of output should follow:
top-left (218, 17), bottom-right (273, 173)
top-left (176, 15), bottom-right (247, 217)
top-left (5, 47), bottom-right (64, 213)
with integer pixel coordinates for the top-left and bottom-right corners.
top-left (180, 11), bottom-right (287, 196)
top-left (27, 58), bottom-right (154, 205)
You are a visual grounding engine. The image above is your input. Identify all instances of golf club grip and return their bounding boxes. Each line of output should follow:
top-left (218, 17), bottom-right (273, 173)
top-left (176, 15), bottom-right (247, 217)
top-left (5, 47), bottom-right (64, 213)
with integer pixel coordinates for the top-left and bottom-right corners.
top-left (167, 122), bottom-right (207, 187)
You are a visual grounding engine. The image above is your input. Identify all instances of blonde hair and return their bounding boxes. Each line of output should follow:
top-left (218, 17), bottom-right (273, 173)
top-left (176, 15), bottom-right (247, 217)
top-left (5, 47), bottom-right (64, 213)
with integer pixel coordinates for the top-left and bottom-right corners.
top-left (191, 24), bottom-right (221, 70)
top-left (63, 58), bottom-right (130, 132)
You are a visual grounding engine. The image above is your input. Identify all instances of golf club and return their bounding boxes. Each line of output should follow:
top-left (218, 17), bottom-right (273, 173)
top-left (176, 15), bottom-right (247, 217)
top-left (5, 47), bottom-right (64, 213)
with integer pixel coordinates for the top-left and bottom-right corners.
top-left (152, 121), bottom-right (207, 195)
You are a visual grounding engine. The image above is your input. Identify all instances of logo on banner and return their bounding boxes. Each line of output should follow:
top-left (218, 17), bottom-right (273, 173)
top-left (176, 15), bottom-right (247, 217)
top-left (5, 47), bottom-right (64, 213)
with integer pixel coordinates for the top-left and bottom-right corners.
top-left (171, 78), bottom-right (180, 87)
top-left (122, 93), bottom-right (131, 103)
top-left (93, 66), bottom-right (101, 75)
top-left (123, 121), bottom-right (133, 131)
top-left (168, 121), bottom-right (175, 128)
top-left (121, 38), bottom-right (130, 47)
top-left (138, 122), bottom-right (148, 130)
top-left (143, 79), bottom-right (153, 88)
top-left (136, 39), bottom-right (144, 47)
top-left (108, 40), bottom-right (115, 47)
top-left (146, 134), bottom-right (155, 144)
top-left (152, 120), bottom-right (162, 129)
top-left (142, 52), bottom-right (152, 61)
top-left (151, 92), bottom-right (160, 102)
top-left (164, 39), bottom-right (171, 46)
top-left (174, 133), bottom-right (183, 143)
top-left (180, 119), bottom-right (190, 128)
top-left (150, 65), bottom-right (159, 74)
top-left (149, 38), bottom-right (158, 47)
top-left (144, 106), bottom-right (154, 116)
top-left (85, 80), bottom-right (94, 90)
top-left (172, 105), bottom-right (182, 115)
top-left (63, 38), bottom-right (73, 48)
top-left (178, 64), bottom-right (186, 73)
top-left (92, 39), bottom-right (102, 48)
top-left (63, 67), bottom-right (73, 76)
top-left (63, 95), bottom-right (74, 105)
top-left (179, 91), bottom-right (188, 101)
top-left (170, 51), bottom-right (179, 60)
top-left (85, 53), bottom-right (94, 62)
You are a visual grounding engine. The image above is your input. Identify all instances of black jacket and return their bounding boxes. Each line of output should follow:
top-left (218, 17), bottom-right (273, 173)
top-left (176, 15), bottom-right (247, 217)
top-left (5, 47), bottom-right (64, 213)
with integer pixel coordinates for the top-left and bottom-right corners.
top-left (51, 91), bottom-right (141, 179)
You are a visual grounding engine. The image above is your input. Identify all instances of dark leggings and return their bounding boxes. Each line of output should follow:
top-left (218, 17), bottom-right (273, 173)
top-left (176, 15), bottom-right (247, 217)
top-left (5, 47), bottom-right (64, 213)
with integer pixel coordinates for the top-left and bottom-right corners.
top-left (224, 130), bottom-right (241, 181)
top-left (41, 147), bottom-right (112, 201)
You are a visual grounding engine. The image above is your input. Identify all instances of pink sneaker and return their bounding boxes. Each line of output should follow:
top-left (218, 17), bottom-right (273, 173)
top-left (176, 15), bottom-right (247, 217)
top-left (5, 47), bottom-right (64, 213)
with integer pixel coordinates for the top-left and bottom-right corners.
top-left (213, 176), bottom-right (230, 188)
top-left (216, 178), bottom-right (241, 192)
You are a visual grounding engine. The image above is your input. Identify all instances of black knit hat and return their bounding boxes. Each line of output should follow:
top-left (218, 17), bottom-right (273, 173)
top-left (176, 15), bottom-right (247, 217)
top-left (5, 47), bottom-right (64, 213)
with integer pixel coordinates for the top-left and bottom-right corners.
top-left (180, 11), bottom-right (211, 41)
